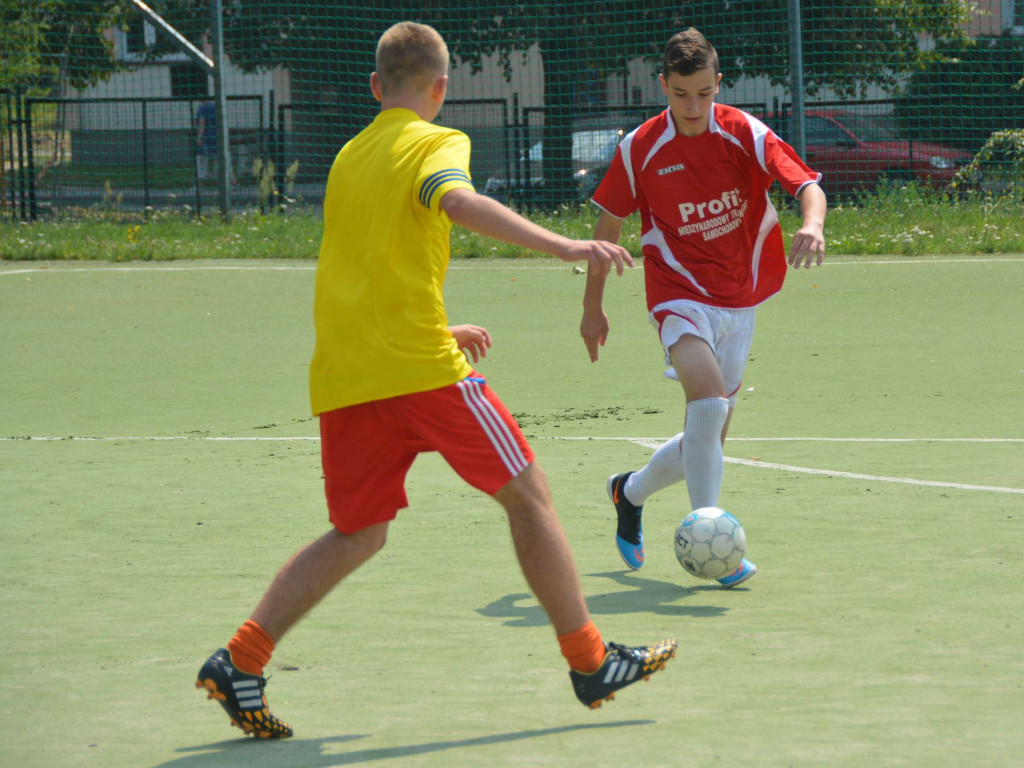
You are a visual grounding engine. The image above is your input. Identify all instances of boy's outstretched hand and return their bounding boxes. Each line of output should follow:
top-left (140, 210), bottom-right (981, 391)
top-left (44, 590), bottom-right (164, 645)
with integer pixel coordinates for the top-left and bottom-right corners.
top-left (449, 324), bottom-right (492, 363)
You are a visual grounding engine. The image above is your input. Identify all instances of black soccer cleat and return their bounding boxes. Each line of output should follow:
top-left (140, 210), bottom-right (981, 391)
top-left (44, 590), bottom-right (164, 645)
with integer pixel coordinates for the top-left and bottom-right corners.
top-left (569, 639), bottom-right (677, 709)
top-left (195, 648), bottom-right (293, 739)
top-left (608, 472), bottom-right (645, 570)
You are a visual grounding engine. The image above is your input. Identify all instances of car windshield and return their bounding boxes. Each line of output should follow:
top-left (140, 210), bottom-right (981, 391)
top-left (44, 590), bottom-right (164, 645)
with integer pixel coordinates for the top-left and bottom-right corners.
top-left (767, 112), bottom-right (899, 143)
top-left (833, 113), bottom-right (898, 141)
top-left (525, 129), bottom-right (625, 164)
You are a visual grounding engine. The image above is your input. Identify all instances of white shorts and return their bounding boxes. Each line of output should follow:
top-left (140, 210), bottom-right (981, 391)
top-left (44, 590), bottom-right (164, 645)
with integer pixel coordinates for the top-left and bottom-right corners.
top-left (649, 299), bottom-right (756, 408)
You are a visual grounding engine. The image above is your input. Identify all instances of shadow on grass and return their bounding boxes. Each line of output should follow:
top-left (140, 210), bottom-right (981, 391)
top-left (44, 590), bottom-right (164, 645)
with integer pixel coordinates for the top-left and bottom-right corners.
top-left (477, 570), bottom-right (733, 627)
top-left (163, 721), bottom-right (655, 767)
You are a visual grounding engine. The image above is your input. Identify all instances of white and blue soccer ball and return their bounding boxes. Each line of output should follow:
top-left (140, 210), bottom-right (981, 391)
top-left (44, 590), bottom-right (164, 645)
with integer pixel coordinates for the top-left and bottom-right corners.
top-left (674, 507), bottom-right (747, 580)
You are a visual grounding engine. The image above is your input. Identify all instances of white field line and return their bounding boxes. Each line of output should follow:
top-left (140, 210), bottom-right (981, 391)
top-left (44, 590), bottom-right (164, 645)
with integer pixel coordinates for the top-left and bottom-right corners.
top-left (2, 257), bottom-right (1023, 278)
top-left (624, 437), bottom-right (1023, 495)
top-left (3, 434), bottom-right (1021, 495)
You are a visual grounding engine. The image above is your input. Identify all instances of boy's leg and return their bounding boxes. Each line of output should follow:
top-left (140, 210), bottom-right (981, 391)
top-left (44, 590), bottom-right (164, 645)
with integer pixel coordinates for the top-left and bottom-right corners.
top-left (249, 523), bottom-right (388, 642)
top-left (668, 335), bottom-right (729, 510)
top-left (493, 462), bottom-right (590, 637)
top-left (196, 523), bottom-right (387, 738)
top-left (623, 432), bottom-right (685, 504)
top-left (669, 335), bottom-right (756, 587)
top-left (493, 461), bottom-right (677, 707)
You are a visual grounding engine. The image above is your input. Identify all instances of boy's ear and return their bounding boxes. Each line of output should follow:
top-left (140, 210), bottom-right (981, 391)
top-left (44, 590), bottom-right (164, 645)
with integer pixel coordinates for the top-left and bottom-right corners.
top-left (370, 72), bottom-right (383, 102)
top-left (431, 74), bottom-right (449, 102)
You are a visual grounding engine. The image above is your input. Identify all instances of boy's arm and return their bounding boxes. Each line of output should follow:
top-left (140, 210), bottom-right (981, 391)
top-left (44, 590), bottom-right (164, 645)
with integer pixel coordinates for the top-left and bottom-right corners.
top-left (789, 182), bottom-right (827, 269)
top-left (580, 210), bottom-right (626, 363)
top-left (440, 188), bottom-right (633, 276)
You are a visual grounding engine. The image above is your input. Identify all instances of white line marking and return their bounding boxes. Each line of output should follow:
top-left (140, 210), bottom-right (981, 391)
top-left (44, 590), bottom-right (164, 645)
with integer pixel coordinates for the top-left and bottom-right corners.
top-left (553, 436), bottom-right (1024, 444)
top-left (625, 438), bottom-right (1023, 494)
top-left (0, 436), bottom-right (320, 441)
top-left (2, 257), bottom-right (1023, 278)
top-left (722, 456), bottom-right (1024, 495)
top-left (5, 435), bottom-right (1020, 443)
top-left (3, 435), bottom-right (1020, 494)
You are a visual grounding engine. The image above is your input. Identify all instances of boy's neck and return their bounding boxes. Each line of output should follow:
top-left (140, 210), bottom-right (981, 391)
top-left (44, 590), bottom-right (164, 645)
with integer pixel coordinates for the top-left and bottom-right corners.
top-left (380, 97), bottom-right (434, 122)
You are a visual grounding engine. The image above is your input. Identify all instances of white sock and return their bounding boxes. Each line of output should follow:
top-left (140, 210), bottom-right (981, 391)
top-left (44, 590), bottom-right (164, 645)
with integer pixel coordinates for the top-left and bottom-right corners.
top-left (624, 433), bottom-right (685, 505)
top-left (681, 398), bottom-right (729, 510)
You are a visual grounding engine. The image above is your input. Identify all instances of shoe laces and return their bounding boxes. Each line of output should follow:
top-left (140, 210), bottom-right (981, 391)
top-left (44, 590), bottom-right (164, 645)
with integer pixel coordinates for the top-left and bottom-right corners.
top-left (605, 642), bottom-right (644, 663)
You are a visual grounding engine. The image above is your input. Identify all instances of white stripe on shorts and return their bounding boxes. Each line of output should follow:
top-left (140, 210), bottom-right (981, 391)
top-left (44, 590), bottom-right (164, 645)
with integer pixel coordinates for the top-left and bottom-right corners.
top-left (457, 379), bottom-right (529, 476)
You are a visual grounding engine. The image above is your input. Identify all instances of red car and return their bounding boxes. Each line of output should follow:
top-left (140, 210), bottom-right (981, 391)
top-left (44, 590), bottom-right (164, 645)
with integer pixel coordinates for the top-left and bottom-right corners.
top-left (762, 110), bottom-right (973, 199)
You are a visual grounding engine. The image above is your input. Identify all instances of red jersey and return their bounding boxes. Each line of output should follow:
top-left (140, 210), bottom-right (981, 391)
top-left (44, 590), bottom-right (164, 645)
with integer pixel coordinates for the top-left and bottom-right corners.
top-left (592, 103), bottom-right (821, 310)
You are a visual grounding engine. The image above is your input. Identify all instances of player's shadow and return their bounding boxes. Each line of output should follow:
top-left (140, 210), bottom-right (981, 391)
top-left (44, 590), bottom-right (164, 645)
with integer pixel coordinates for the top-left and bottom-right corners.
top-left (161, 721), bottom-right (655, 767)
top-left (477, 570), bottom-right (731, 627)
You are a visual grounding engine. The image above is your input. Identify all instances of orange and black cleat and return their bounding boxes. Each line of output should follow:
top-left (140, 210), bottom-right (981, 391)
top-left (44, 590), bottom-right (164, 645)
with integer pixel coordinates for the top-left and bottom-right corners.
top-left (569, 639), bottom-right (677, 709)
top-left (195, 648), bottom-right (293, 739)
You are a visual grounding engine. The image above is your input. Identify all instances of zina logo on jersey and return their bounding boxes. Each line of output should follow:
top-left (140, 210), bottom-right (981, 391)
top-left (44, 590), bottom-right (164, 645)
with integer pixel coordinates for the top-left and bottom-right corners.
top-left (657, 163), bottom-right (685, 176)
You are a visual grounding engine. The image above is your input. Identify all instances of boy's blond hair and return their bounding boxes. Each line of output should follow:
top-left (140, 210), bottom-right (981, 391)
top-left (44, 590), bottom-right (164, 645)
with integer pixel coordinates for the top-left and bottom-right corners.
top-left (375, 22), bottom-right (449, 95)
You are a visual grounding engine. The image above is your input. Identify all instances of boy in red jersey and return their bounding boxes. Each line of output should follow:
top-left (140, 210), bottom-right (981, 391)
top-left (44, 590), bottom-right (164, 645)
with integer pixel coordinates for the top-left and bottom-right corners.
top-left (581, 28), bottom-right (827, 584)
top-left (195, 21), bottom-right (675, 739)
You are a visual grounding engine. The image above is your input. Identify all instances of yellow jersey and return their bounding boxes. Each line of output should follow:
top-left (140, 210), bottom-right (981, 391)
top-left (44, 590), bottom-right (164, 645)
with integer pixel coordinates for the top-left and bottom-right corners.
top-left (309, 108), bottom-right (477, 414)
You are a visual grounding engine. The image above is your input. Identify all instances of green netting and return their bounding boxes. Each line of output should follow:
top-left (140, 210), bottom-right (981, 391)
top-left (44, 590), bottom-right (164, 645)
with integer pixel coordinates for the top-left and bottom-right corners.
top-left (3, 0), bottom-right (1022, 219)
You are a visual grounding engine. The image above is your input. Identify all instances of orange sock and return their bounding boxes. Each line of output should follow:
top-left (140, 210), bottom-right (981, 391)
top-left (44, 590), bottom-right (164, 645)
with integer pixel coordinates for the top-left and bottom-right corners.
top-left (226, 620), bottom-right (275, 676)
top-left (557, 620), bottom-right (606, 673)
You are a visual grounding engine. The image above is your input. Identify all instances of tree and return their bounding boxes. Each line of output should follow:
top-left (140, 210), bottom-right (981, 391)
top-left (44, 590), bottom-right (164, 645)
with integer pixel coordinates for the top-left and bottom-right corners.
top-left (895, 35), bottom-right (1024, 153)
top-left (0, 0), bottom-right (128, 93)
top-left (428, 1), bottom-right (974, 204)
top-left (146, 0), bottom-right (975, 205)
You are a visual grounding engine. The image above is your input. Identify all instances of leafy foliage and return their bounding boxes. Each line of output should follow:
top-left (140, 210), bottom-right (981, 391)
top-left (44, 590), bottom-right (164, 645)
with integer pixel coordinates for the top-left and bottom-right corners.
top-left (1, 0), bottom-right (128, 92)
top-left (895, 35), bottom-right (1024, 153)
top-left (149, 1), bottom-right (974, 205)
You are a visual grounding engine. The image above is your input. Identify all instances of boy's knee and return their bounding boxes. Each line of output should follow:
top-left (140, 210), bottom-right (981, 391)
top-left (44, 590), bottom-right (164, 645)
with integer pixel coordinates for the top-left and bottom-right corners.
top-left (494, 463), bottom-right (552, 516)
top-left (339, 522), bottom-right (388, 559)
top-left (685, 397), bottom-right (729, 438)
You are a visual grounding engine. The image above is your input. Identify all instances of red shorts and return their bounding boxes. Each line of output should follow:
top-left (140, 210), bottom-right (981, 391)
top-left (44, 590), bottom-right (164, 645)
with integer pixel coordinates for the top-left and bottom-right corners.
top-left (318, 375), bottom-right (534, 534)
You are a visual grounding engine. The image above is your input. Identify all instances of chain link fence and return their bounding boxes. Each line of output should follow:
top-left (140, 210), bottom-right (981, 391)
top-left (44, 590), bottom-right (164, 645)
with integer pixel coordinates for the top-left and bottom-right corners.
top-left (3, 1), bottom-right (1022, 219)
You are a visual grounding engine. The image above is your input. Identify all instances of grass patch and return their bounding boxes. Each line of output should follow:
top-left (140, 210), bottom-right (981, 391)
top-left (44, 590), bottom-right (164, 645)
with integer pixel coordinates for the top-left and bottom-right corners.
top-left (1, 186), bottom-right (1022, 261)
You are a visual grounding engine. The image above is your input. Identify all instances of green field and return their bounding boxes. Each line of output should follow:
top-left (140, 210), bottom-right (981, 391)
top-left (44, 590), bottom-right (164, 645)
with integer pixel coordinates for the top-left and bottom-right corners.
top-left (1, 256), bottom-right (1022, 767)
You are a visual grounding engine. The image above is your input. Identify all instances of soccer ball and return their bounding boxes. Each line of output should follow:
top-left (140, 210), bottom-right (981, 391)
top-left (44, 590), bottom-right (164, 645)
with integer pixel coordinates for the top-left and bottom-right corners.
top-left (674, 507), bottom-right (747, 580)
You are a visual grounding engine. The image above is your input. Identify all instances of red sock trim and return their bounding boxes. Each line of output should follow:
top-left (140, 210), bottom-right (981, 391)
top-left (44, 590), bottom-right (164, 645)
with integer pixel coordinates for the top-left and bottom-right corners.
top-left (557, 620), bottom-right (605, 673)
top-left (226, 620), bottom-right (275, 676)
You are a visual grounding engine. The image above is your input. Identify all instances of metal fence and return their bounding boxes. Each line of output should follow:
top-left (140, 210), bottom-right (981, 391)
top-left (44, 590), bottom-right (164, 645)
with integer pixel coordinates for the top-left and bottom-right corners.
top-left (3, 1), bottom-right (1022, 219)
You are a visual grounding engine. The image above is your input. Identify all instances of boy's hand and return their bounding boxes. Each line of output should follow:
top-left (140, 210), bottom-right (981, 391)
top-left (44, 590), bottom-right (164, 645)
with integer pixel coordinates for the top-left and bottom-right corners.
top-left (449, 324), bottom-right (492, 363)
top-left (580, 307), bottom-right (610, 363)
top-left (788, 221), bottom-right (825, 269)
top-left (561, 239), bottom-right (634, 276)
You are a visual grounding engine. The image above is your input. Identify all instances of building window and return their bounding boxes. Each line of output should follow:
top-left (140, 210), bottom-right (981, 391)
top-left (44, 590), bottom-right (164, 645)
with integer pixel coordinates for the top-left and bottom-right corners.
top-left (117, 14), bottom-right (189, 62)
top-left (1005, 0), bottom-right (1024, 31)
top-left (122, 17), bottom-right (156, 58)
top-left (170, 64), bottom-right (209, 99)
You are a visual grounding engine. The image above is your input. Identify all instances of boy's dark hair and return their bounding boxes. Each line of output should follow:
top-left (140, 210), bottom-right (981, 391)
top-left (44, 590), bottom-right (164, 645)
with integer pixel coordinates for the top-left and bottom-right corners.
top-left (662, 28), bottom-right (719, 77)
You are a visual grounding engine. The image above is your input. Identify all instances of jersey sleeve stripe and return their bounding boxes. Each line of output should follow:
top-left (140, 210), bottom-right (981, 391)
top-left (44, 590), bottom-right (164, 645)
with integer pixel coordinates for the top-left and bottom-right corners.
top-left (419, 169), bottom-right (473, 208)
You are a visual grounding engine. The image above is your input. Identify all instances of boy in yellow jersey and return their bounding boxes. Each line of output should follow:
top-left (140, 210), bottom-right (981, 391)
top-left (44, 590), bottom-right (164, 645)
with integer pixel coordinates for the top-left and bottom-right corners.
top-left (196, 21), bottom-right (675, 738)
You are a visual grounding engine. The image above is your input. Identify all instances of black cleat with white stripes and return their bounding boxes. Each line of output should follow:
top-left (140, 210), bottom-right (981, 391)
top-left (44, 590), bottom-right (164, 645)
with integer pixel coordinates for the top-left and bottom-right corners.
top-left (195, 648), bottom-right (293, 738)
top-left (569, 639), bottom-right (677, 709)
